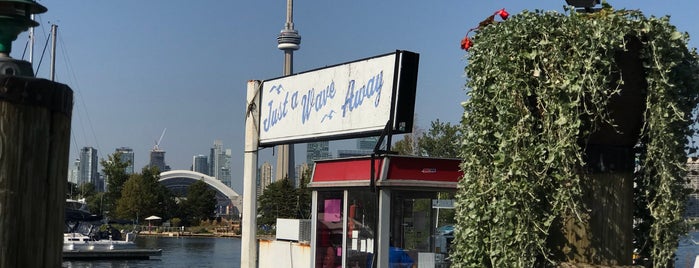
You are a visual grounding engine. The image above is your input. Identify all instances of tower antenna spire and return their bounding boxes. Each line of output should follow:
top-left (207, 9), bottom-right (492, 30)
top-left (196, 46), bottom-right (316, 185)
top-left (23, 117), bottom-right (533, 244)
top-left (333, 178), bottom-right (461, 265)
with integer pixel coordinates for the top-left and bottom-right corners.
top-left (275, 0), bottom-right (300, 182)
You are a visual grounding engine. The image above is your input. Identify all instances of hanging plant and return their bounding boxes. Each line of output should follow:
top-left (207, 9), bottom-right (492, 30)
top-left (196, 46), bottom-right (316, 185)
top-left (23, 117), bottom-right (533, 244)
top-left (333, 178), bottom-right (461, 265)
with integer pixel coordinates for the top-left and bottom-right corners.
top-left (460, 8), bottom-right (509, 51)
top-left (454, 4), bottom-right (699, 268)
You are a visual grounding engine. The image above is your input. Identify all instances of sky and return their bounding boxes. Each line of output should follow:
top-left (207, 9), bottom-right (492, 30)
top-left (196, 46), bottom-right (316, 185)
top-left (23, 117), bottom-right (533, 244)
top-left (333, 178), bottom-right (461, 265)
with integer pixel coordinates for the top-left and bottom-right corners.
top-left (12, 0), bottom-right (698, 194)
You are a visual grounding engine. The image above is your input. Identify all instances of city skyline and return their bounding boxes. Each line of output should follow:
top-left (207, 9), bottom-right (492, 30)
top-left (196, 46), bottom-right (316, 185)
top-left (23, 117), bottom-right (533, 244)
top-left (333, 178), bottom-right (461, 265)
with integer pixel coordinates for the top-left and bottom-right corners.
top-left (14, 1), bottom-right (698, 194)
top-left (69, 140), bottom-right (237, 189)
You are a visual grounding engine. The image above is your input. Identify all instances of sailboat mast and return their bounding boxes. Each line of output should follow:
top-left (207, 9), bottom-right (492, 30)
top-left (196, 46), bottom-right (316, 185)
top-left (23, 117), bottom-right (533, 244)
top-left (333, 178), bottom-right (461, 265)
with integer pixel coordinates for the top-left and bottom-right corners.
top-left (29, 14), bottom-right (34, 64)
top-left (50, 24), bottom-right (57, 81)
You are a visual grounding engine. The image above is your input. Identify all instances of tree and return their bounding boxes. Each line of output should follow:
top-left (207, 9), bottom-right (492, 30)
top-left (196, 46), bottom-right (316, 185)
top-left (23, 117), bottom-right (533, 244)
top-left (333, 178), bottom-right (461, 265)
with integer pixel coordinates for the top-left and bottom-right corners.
top-left (140, 165), bottom-right (177, 220)
top-left (257, 177), bottom-right (298, 226)
top-left (296, 168), bottom-right (312, 219)
top-left (66, 181), bottom-right (78, 200)
top-left (101, 152), bottom-right (130, 214)
top-left (393, 115), bottom-right (422, 155)
top-left (85, 192), bottom-right (105, 216)
top-left (185, 180), bottom-right (216, 225)
top-left (116, 174), bottom-right (149, 221)
top-left (393, 119), bottom-right (461, 158)
top-left (393, 134), bottom-right (418, 155)
top-left (77, 182), bottom-right (96, 199)
top-left (417, 119), bottom-right (461, 158)
top-left (115, 166), bottom-right (168, 222)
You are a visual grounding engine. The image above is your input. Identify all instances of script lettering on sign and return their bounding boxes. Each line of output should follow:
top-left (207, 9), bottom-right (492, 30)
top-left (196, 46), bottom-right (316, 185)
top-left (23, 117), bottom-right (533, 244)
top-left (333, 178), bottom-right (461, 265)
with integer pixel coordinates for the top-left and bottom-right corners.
top-left (259, 51), bottom-right (417, 145)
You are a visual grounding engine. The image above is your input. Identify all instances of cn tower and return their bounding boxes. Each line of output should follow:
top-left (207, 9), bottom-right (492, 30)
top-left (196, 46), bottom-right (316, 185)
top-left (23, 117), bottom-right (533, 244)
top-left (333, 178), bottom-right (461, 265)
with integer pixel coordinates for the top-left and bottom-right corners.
top-left (275, 0), bottom-right (300, 182)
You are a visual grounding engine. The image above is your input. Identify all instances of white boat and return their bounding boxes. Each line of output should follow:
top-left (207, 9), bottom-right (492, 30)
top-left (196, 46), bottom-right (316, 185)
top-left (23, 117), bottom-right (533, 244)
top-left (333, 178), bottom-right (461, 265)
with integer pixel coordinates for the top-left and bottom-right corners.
top-left (63, 227), bottom-right (138, 252)
top-left (63, 199), bottom-right (138, 252)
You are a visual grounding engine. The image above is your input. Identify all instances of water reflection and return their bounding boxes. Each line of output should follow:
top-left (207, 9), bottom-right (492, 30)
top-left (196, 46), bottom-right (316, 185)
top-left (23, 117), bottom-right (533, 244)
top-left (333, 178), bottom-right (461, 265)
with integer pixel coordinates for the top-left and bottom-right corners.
top-left (676, 231), bottom-right (699, 268)
top-left (63, 236), bottom-right (241, 268)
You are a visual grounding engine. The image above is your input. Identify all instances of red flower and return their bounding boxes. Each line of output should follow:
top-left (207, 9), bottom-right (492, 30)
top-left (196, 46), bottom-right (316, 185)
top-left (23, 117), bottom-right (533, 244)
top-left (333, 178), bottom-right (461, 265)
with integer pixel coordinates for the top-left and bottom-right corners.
top-left (460, 8), bottom-right (509, 51)
top-left (496, 8), bottom-right (509, 20)
top-left (460, 36), bottom-right (473, 51)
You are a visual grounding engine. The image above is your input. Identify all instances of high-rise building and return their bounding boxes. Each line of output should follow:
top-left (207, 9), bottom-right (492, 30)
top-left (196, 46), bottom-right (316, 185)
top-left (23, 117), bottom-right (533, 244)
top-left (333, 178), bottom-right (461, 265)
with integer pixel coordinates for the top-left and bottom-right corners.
top-left (193, 155), bottom-right (208, 174)
top-left (306, 141), bottom-right (331, 166)
top-left (79, 147), bottom-right (99, 190)
top-left (210, 140), bottom-right (222, 176)
top-left (149, 150), bottom-right (169, 172)
top-left (686, 158), bottom-right (699, 218)
top-left (358, 137), bottom-right (379, 151)
top-left (296, 162), bottom-right (310, 188)
top-left (221, 149), bottom-right (232, 187)
top-left (115, 147), bottom-right (134, 174)
top-left (209, 140), bottom-right (232, 188)
top-left (257, 162), bottom-right (273, 197)
top-left (68, 158), bottom-right (80, 184)
top-left (337, 137), bottom-right (379, 158)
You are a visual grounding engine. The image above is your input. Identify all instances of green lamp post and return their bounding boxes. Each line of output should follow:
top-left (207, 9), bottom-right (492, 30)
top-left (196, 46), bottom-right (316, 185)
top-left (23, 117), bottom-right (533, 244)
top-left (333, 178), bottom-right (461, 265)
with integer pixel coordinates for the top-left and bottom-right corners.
top-left (0, 1), bottom-right (74, 267)
top-left (0, 0), bottom-right (46, 76)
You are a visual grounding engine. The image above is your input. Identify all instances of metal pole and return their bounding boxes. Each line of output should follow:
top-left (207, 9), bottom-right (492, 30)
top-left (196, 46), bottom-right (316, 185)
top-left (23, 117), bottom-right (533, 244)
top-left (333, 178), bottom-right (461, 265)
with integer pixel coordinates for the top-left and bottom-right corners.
top-left (241, 80), bottom-right (261, 268)
top-left (50, 24), bottom-right (57, 81)
top-left (28, 14), bottom-right (34, 64)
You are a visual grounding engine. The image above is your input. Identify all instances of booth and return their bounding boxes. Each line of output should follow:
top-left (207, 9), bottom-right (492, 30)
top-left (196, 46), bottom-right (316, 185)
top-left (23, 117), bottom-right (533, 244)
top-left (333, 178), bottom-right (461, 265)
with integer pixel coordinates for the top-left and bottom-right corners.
top-left (309, 155), bottom-right (462, 268)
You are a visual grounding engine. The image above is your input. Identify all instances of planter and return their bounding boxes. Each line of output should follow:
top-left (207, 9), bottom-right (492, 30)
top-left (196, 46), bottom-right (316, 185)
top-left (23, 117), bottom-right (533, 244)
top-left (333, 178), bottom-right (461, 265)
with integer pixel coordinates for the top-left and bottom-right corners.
top-left (552, 36), bottom-right (646, 266)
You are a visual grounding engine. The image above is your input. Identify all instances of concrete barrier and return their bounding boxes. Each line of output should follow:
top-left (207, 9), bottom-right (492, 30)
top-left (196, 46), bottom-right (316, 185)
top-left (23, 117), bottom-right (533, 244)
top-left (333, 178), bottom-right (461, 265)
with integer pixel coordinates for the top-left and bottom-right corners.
top-left (259, 239), bottom-right (311, 267)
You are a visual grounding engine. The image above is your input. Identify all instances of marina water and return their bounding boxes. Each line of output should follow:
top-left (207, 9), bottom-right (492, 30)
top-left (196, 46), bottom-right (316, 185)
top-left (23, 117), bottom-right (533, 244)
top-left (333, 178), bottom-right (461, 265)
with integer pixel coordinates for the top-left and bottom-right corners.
top-left (61, 232), bottom-right (699, 267)
top-left (63, 236), bottom-right (241, 268)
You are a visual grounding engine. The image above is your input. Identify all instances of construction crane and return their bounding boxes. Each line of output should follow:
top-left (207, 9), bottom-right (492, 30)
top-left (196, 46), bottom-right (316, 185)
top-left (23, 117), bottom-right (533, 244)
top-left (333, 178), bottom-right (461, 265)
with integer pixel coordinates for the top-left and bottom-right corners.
top-left (153, 128), bottom-right (166, 151)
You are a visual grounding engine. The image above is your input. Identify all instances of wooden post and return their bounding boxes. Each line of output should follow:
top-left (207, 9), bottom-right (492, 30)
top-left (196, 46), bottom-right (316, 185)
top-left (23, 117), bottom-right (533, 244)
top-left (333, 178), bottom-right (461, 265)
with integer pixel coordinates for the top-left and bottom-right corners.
top-left (553, 36), bottom-right (645, 266)
top-left (0, 75), bottom-right (73, 268)
top-left (556, 147), bottom-right (636, 265)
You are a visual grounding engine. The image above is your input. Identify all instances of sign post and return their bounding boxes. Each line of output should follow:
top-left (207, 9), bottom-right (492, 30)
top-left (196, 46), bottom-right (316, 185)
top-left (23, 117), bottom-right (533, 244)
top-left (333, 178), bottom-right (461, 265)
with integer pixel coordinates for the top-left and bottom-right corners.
top-left (241, 80), bottom-right (261, 268)
top-left (241, 50), bottom-right (418, 267)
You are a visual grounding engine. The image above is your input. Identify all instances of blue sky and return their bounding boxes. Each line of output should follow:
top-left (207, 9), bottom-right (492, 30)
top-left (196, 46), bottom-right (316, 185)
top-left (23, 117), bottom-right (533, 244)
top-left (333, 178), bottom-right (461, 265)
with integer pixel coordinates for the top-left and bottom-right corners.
top-left (12, 1), bottom-right (698, 193)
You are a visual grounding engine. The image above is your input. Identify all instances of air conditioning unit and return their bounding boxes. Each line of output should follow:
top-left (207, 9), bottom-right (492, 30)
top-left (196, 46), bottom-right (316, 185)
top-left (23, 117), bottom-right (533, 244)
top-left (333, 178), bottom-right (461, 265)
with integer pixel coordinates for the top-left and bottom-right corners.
top-left (276, 218), bottom-right (311, 242)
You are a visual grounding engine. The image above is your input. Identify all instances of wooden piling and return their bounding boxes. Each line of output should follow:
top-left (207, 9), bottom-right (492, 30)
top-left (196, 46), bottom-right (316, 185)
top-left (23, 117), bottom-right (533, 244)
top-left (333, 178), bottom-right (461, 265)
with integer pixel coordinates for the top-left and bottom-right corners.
top-left (0, 75), bottom-right (72, 268)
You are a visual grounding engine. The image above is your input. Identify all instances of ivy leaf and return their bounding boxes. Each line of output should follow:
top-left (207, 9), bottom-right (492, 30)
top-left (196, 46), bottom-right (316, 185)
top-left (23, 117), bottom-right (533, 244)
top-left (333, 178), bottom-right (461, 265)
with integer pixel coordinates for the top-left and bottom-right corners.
top-left (555, 116), bottom-right (568, 126)
top-left (670, 31), bottom-right (682, 40)
top-left (545, 153), bottom-right (555, 164)
top-left (525, 51), bottom-right (538, 60)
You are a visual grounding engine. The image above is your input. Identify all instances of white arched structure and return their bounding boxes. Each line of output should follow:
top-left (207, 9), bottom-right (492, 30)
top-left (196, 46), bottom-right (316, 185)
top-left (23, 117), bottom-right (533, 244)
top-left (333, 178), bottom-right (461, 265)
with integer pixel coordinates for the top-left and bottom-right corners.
top-left (159, 170), bottom-right (241, 216)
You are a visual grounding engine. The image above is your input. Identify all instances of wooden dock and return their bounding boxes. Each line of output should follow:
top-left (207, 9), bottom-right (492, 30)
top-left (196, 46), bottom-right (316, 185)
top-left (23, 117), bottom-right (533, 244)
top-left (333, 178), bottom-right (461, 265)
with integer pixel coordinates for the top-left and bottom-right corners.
top-left (63, 249), bottom-right (162, 260)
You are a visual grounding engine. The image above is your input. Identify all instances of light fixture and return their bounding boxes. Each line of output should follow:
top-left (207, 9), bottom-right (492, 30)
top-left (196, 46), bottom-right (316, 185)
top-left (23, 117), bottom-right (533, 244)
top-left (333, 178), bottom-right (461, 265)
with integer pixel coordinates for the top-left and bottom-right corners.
top-left (565, 0), bottom-right (600, 12)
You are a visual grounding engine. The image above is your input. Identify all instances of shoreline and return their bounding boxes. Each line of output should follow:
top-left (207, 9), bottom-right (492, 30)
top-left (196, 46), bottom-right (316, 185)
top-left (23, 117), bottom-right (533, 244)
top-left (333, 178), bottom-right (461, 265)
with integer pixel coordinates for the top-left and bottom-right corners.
top-left (137, 231), bottom-right (241, 238)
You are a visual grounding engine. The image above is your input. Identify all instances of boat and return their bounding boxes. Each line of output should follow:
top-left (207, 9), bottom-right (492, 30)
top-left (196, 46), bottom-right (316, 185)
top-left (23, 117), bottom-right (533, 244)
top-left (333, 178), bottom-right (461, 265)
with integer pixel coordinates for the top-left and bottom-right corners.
top-left (63, 199), bottom-right (162, 260)
top-left (63, 225), bottom-right (138, 251)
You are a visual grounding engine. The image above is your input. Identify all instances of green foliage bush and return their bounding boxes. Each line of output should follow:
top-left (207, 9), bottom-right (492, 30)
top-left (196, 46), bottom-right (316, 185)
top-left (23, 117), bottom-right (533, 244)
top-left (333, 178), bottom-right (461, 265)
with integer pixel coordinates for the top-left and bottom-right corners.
top-left (455, 6), bottom-right (699, 267)
top-left (170, 217), bottom-right (182, 227)
top-left (194, 227), bottom-right (210, 234)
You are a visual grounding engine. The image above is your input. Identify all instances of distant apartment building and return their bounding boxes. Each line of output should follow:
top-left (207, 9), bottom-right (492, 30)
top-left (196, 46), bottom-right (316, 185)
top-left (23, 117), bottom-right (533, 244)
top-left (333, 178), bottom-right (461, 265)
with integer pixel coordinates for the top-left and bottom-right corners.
top-left (257, 161), bottom-right (273, 197)
top-left (358, 136), bottom-right (379, 150)
top-left (296, 162), bottom-right (310, 188)
top-left (68, 158), bottom-right (80, 184)
top-left (193, 155), bottom-right (208, 174)
top-left (307, 141), bottom-right (331, 166)
top-left (149, 150), bottom-right (170, 172)
top-left (115, 147), bottom-right (135, 174)
top-left (337, 137), bottom-right (379, 158)
top-left (210, 140), bottom-right (232, 188)
top-left (79, 146), bottom-right (100, 191)
top-left (686, 158), bottom-right (699, 218)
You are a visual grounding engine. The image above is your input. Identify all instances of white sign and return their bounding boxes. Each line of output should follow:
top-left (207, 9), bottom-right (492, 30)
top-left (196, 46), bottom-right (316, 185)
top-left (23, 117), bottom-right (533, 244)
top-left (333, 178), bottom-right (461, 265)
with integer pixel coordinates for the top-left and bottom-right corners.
top-left (259, 51), bottom-right (418, 146)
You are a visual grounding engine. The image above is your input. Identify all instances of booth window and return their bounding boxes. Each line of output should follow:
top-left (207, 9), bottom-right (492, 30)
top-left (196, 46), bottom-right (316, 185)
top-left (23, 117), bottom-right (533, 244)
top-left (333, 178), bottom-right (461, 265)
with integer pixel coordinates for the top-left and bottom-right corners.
top-left (316, 191), bottom-right (343, 268)
top-left (345, 190), bottom-right (377, 268)
top-left (391, 190), bottom-right (456, 267)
